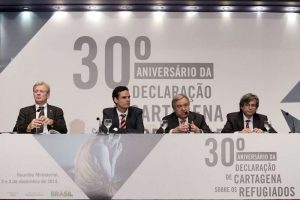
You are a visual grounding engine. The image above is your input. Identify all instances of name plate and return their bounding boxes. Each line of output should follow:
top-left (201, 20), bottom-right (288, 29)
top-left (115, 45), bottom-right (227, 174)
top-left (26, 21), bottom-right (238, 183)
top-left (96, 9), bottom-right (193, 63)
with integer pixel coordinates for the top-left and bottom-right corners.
top-left (0, 134), bottom-right (299, 199)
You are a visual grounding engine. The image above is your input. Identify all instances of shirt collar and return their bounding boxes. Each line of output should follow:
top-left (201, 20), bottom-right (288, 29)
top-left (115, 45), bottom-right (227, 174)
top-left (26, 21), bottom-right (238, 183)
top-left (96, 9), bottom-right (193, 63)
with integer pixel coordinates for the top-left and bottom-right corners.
top-left (35, 103), bottom-right (47, 110)
top-left (243, 113), bottom-right (253, 122)
top-left (116, 108), bottom-right (128, 117)
top-left (177, 117), bottom-right (188, 123)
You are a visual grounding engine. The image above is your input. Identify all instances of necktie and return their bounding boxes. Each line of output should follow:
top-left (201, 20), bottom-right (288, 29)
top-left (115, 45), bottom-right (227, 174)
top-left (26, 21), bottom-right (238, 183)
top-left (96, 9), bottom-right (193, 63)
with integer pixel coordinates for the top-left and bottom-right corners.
top-left (38, 107), bottom-right (45, 117)
top-left (245, 119), bottom-right (250, 129)
top-left (180, 119), bottom-right (186, 125)
top-left (180, 119), bottom-right (188, 133)
top-left (36, 107), bottom-right (45, 133)
top-left (120, 114), bottom-right (126, 129)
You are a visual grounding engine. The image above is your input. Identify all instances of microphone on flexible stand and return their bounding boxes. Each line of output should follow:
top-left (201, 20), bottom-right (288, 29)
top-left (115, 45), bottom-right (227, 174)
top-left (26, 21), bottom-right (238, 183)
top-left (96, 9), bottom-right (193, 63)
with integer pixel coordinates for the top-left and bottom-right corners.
top-left (184, 111), bottom-right (193, 133)
top-left (186, 111), bottom-right (192, 133)
top-left (96, 117), bottom-right (101, 134)
top-left (35, 107), bottom-right (41, 134)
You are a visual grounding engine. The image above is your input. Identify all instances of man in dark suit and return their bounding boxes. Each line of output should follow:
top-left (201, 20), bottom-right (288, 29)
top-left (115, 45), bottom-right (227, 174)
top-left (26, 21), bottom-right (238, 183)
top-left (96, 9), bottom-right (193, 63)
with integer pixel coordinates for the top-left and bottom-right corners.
top-left (13, 81), bottom-right (67, 134)
top-left (157, 94), bottom-right (211, 133)
top-left (100, 86), bottom-right (144, 134)
top-left (221, 93), bottom-right (276, 133)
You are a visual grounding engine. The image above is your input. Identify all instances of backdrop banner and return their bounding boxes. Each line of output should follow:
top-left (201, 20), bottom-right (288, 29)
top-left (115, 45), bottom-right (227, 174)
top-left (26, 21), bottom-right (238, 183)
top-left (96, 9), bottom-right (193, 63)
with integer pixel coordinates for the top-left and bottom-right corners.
top-left (0, 12), bottom-right (300, 133)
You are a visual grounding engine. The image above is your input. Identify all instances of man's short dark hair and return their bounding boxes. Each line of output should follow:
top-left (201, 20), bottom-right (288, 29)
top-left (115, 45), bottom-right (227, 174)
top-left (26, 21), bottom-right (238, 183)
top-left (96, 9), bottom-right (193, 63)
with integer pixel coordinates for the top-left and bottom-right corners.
top-left (239, 93), bottom-right (259, 108)
top-left (112, 86), bottom-right (129, 103)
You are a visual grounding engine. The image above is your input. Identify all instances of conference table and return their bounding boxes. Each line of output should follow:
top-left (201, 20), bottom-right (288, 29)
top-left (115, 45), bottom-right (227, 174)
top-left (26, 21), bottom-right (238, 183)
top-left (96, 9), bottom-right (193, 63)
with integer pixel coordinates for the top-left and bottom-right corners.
top-left (0, 133), bottom-right (299, 199)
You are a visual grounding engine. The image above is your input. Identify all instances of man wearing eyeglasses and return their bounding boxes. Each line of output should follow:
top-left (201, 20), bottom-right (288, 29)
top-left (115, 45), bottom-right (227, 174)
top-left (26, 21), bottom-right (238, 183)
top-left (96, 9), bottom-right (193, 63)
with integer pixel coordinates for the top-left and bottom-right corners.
top-left (157, 93), bottom-right (212, 133)
top-left (13, 81), bottom-right (67, 134)
top-left (221, 93), bottom-right (276, 133)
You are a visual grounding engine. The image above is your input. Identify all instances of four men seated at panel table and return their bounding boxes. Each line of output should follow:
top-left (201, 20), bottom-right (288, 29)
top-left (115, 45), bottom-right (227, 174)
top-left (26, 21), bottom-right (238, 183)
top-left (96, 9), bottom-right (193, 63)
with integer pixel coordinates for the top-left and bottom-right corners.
top-left (13, 81), bottom-right (277, 134)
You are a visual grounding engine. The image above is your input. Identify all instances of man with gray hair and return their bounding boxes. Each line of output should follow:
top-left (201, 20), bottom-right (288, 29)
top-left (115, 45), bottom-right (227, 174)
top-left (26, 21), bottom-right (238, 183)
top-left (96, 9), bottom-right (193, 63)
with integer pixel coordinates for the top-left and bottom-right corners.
top-left (13, 81), bottom-right (67, 133)
top-left (221, 93), bottom-right (276, 133)
top-left (157, 93), bottom-right (211, 133)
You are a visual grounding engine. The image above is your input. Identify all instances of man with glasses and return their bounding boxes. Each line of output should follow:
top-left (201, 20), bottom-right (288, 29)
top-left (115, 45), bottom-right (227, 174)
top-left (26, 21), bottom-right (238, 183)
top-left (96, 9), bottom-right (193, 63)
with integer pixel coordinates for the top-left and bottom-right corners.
top-left (157, 93), bottom-right (212, 133)
top-left (221, 93), bottom-right (276, 133)
top-left (13, 81), bottom-right (67, 134)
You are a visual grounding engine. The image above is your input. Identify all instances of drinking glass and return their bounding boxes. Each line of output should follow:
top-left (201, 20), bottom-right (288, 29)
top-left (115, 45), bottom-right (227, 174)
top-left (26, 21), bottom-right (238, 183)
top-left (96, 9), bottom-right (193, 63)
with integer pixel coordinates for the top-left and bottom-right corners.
top-left (264, 121), bottom-right (271, 133)
top-left (104, 119), bottom-right (112, 134)
top-left (161, 120), bottom-right (168, 134)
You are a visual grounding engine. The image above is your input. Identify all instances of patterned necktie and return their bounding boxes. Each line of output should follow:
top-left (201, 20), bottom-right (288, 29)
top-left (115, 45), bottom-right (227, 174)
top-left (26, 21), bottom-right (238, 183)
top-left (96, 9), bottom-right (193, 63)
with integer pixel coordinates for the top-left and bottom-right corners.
top-left (38, 107), bottom-right (45, 117)
top-left (36, 107), bottom-right (45, 133)
top-left (245, 119), bottom-right (250, 129)
top-left (120, 114), bottom-right (126, 129)
top-left (180, 119), bottom-right (188, 133)
top-left (180, 119), bottom-right (186, 125)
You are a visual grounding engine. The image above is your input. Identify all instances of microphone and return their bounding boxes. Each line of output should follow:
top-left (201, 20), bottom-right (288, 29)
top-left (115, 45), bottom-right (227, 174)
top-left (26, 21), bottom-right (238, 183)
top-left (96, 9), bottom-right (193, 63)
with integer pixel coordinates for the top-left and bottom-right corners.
top-left (35, 107), bottom-right (44, 133)
top-left (35, 108), bottom-right (40, 133)
top-left (187, 112), bottom-right (196, 133)
top-left (96, 117), bottom-right (101, 134)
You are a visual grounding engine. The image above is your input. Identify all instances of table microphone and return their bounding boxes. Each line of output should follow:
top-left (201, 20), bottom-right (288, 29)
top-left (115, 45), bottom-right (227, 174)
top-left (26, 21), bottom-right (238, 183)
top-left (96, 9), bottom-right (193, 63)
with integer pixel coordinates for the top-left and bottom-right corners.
top-left (35, 107), bottom-right (45, 134)
top-left (35, 108), bottom-right (41, 133)
top-left (96, 117), bottom-right (101, 134)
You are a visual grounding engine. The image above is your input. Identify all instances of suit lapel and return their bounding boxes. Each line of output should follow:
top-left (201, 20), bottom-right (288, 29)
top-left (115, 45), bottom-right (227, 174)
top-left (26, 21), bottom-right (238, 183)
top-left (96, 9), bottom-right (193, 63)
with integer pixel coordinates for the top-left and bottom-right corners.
top-left (30, 105), bottom-right (37, 121)
top-left (188, 112), bottom-right (196, 124)
top-left (170, 112), bottom-right (179, 128)
top-left (237, 112), bottom-right (245, 130)
top-left (126, 107), bottom-right (132, 128)
top-left (113, 108), bottom-right (120, 128)
top-left (47, 105), bottom-right (54, 119)
top-left (253, 114), bottom-right (260, 128)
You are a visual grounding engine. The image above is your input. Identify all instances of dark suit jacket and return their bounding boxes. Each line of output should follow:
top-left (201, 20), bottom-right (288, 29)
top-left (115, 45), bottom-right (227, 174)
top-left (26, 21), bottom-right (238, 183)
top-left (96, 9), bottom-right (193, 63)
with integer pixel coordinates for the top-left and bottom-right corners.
top-left (13, 104), bottom-right (68, 134)
top-left (221, 111), bottom-right (277, 133)
top-left (157, 111), bottom-right (212, 133)
top-left (100, 106), bottom-right (144, 134)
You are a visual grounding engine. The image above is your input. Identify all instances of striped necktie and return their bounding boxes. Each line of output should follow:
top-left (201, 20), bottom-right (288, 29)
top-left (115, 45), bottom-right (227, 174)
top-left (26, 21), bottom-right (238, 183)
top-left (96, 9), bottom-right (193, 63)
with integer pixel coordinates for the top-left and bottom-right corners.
top-left (120, 114), bottom-right (126, 129)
